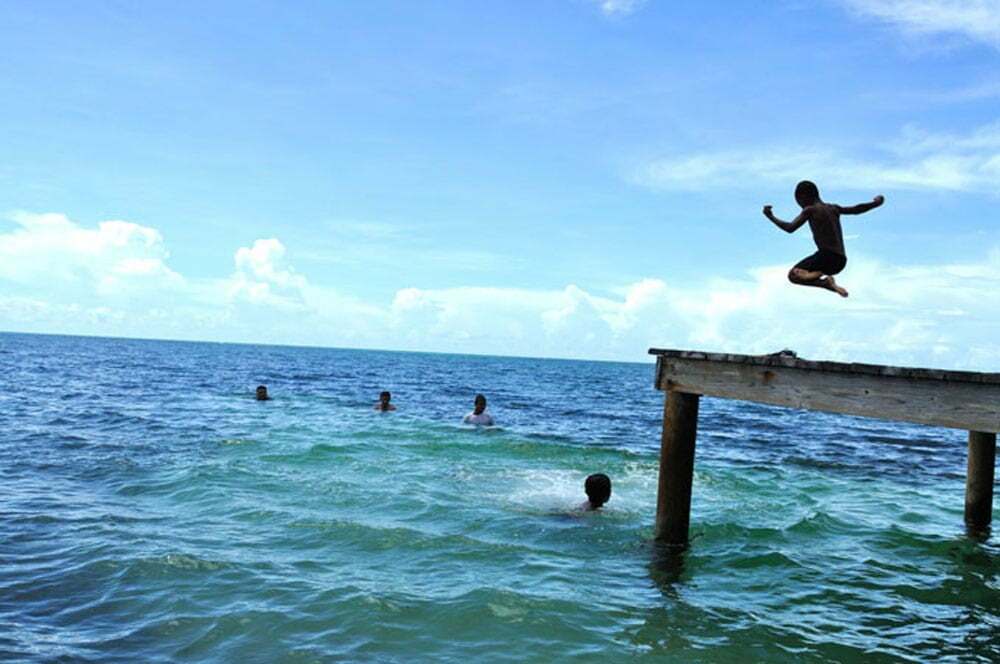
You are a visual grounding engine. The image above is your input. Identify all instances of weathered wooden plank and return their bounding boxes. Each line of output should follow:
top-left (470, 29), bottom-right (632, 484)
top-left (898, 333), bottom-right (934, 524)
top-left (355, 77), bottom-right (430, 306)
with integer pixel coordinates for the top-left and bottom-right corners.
top-left (649, 348), bottom-right (1000, 386)
top-left (654, 356), bottom-right (1000, 432)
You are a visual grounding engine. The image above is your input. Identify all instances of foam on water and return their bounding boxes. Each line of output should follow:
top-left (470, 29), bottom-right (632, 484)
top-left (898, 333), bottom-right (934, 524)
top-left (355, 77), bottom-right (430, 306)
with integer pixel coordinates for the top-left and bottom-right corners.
top-left (0, 333), bottom-right (997, 662)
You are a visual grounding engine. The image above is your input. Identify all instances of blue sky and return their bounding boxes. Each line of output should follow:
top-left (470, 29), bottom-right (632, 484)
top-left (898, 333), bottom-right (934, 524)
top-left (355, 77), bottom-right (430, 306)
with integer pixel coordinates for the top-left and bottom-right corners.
top-left (2, 0), bottom-right (999, 367)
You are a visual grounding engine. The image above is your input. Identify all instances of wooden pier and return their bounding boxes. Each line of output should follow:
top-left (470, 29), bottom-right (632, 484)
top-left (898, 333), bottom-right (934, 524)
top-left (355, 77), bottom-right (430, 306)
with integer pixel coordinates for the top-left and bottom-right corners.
top-left (650, 348), bottom-right (999, 548)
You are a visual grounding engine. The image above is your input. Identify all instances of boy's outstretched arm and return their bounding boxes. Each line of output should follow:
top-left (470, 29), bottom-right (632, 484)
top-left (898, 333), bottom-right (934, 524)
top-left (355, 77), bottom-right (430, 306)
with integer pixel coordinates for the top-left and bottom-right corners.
top-left (837, 195), bottom-right (884, 215)
top-left (762, 205), bottom-right (809, 233)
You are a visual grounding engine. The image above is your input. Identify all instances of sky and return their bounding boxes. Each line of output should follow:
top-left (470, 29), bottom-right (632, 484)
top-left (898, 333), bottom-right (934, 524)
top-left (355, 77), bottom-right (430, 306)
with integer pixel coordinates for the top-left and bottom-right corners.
top-left (1, 0), bottom-right (999, 368)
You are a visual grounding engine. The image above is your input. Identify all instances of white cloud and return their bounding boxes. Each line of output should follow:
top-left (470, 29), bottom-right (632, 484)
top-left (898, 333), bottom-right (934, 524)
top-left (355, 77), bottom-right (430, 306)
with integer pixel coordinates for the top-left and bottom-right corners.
top-left (838, 0), bottom-right (1000, 48)
top-left (0, 212), bottom-right (184, 296)
top-left (2, 211), bottom-right (999, 370)
top-left (596, 0), bottom-right (649, 16)
top-left (0, 213), bottom-right (377, 343)
top-left (234, 238), bottom-right (303, 288)
top-left (229, 238), bottom-right (308, 308)
top-left (382, 253), bottom-right (1000, 369)
top-left (634, 121), bottom-right (1000, 193)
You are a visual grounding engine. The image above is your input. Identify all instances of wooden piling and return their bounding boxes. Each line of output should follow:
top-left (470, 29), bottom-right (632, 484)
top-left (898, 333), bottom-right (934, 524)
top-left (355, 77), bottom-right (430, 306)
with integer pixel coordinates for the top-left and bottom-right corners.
top-left (655, 391), bottom-right (700, 548)
top-left (965, 431), bottom-right (996, 531)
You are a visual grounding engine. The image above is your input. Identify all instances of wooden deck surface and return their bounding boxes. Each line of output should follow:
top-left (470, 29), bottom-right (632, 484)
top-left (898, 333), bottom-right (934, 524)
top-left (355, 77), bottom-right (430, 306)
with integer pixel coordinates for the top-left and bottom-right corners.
top-left (650, 348), bottom-right (1000, 433)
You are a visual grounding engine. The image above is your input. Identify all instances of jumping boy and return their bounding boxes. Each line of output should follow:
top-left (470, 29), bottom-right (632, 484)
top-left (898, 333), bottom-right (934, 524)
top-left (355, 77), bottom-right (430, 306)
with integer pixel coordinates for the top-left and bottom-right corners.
top-left (763, 180), bottom-right (884, 297)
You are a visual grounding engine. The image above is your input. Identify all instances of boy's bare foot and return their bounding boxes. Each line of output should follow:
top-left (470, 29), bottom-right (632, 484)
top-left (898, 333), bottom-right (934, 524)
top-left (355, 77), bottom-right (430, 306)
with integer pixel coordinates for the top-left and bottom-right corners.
top-left (826, 276), bottom-right (849, 298)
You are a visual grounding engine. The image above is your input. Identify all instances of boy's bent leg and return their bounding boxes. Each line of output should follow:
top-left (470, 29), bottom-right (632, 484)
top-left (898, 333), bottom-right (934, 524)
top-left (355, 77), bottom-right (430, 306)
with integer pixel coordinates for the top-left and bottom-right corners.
top-left (789, 267), bottom-right (823, 283)
top-left (788, 268), bottom-right (848, 297)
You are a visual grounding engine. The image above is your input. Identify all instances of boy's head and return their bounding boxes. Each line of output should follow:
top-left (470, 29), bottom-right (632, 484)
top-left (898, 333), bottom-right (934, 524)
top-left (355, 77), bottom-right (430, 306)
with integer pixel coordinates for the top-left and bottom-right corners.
top-left (255, 385), bottom-right (269, 400)
top-left (380, 391), bottom-right (391, 404)
top-left (794, 180), bottom-right (820, 207)
top-left (584, 473), bottom-right (612, 508)
top-left (473, 394), bottom-right (487, 414)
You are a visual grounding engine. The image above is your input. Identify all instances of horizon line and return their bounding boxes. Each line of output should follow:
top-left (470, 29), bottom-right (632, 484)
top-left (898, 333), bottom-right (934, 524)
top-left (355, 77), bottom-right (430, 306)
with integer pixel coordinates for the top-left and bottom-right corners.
top-left (0, 329), bottom-right (657, 366)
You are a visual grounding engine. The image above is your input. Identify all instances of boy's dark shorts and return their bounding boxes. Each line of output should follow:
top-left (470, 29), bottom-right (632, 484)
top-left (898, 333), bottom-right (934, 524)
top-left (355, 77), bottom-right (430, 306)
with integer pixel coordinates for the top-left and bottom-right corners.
top-left (794, 249), bottom-right (846, 275)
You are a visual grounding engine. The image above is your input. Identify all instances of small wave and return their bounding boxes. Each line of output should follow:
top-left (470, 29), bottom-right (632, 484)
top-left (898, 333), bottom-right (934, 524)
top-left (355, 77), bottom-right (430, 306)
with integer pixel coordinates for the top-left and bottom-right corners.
top-left (861, 434), bottom-right (951, 449)
top-left (141, 553), bottom-right (232, 571)
top-left (723, 549), bottom-right (805, 570)
top-left (785, 510), bottom-right (856, 536)
top-left (700, 521), bottom-right (785, 542)
top-left (290, 373), bottom-right (328, 381)
top-left (783, 455), bottom-right (857, 472)
top-left (219, 438), bottom-right (259, 446)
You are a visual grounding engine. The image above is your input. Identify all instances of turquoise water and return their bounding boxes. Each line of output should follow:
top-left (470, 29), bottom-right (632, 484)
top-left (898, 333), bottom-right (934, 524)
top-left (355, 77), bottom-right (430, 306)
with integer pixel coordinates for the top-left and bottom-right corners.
top-left (1, 332), bottom-right (997, 662)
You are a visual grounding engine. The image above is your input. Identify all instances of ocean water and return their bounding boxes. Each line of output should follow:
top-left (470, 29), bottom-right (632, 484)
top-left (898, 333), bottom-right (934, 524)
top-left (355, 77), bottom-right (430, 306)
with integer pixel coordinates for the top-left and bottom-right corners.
top-left (0, 332), bottom-right (996, 663)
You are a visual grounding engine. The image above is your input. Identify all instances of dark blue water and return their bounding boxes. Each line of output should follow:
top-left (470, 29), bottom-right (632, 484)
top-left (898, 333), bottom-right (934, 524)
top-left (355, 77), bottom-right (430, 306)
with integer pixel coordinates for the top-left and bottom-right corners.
top-left (1, 332), bottom-right (996, 662)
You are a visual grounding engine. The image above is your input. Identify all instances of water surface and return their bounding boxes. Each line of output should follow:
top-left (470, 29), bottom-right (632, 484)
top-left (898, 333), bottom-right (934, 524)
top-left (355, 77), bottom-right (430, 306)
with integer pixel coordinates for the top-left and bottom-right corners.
top-left (1, 333), bottom-right (996, 662)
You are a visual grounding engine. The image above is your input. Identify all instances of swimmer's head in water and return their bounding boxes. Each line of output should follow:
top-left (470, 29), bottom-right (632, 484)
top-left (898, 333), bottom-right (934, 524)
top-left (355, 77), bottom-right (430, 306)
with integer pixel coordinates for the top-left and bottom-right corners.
top-left (255, 385), bottom-right (269, 401)
top-left (473, 394), bottom-right (487, 414)
top-left (380, 391), bottom-right (391, 404)
top-left (584, 473), bottom-right (612, 508)
top-left (794, 180), bottom-right (820, 207)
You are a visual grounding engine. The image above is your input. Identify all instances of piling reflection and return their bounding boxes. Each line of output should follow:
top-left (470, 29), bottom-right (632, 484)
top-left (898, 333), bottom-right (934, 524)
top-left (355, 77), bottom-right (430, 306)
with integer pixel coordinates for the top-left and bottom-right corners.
top-left (964, 522), bottom-right (991, 543)
top-left (647, 539), bottom-right (689, 592)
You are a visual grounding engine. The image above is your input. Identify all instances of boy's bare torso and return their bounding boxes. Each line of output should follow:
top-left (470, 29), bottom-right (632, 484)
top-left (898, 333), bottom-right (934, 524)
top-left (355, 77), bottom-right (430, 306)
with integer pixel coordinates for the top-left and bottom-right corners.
top-left (762, 186), bottom-right (883, 298)
top-left (806, 203), bottom-right (845, 255)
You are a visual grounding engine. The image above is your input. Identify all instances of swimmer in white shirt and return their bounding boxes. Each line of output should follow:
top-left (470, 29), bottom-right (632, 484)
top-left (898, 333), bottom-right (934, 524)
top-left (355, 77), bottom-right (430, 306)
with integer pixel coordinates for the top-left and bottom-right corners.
top-left (462, 394), bottom-right (495, 426)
